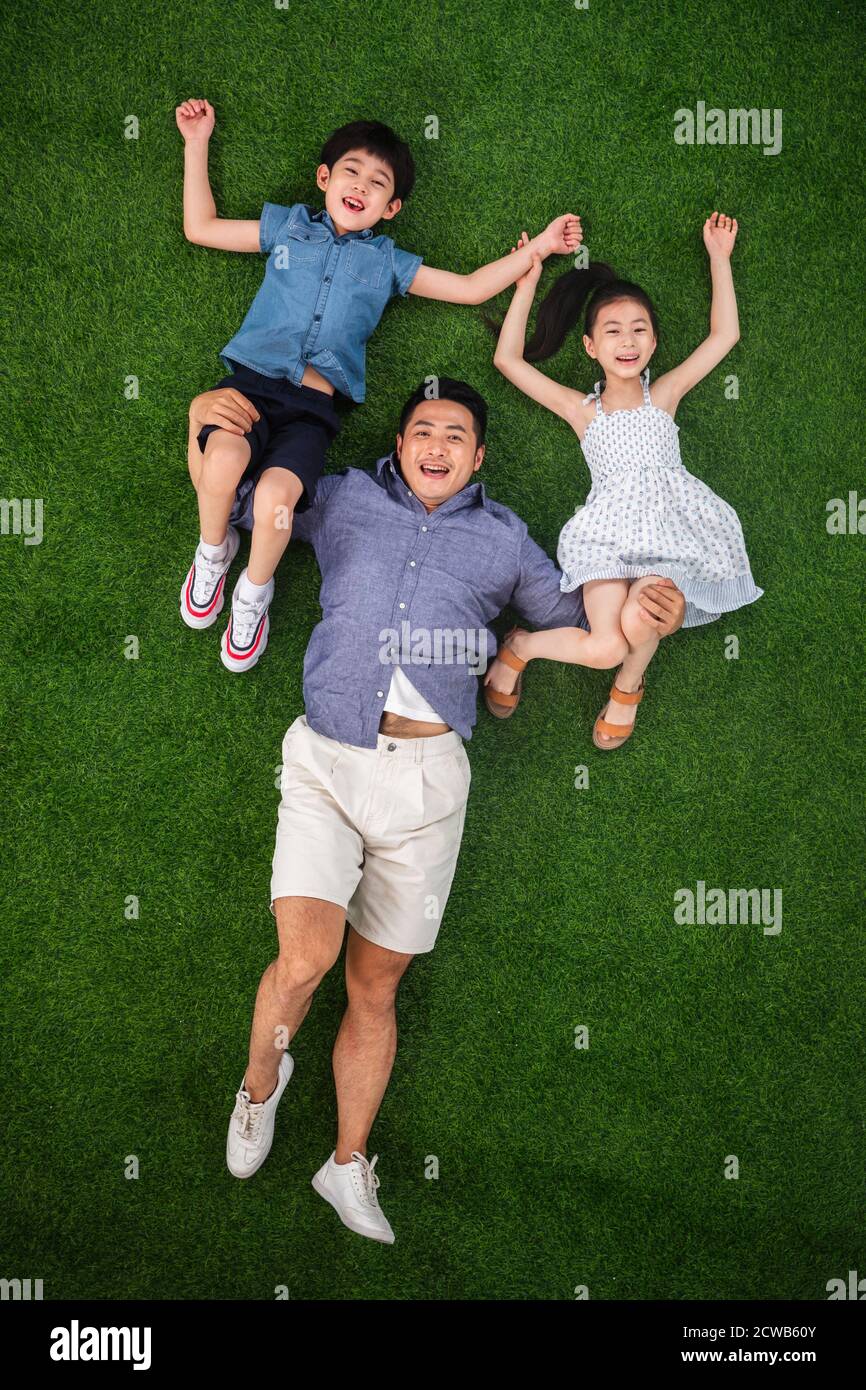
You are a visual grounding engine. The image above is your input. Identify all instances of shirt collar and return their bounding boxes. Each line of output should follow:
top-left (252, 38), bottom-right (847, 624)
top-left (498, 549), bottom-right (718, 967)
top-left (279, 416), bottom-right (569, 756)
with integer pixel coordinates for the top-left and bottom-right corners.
top-left (311, 206), bottom-right (374, 241)
top-left (375, 451), bottom-right (488, 510)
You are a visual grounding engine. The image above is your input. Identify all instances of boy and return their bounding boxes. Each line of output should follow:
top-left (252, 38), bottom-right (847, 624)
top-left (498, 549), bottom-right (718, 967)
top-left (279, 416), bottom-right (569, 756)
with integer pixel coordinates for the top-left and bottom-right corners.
top-left (175, 98), bottom-right (581, 670)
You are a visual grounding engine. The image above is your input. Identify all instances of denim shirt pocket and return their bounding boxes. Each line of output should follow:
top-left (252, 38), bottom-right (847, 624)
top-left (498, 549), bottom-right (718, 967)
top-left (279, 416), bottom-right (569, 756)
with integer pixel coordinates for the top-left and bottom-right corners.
top-left (282, 221), bottom-right (330, 263)
top-left (345, 240), bottom-right (386, 290)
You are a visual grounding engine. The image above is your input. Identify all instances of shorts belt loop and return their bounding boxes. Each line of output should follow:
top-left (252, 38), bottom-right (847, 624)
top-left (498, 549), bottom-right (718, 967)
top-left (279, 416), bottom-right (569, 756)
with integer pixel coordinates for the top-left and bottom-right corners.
top-left (414, 739), bottom-right (425, 765)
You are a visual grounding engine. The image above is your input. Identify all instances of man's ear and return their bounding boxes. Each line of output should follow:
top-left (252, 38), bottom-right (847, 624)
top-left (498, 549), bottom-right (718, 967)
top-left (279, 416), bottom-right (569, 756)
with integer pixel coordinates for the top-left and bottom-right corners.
top-left (395, 432), bottom-right (403, 459)
top-left (379, 197), bottom-right (402, 222)
top-left (473, 443), bottom-right (485, 472)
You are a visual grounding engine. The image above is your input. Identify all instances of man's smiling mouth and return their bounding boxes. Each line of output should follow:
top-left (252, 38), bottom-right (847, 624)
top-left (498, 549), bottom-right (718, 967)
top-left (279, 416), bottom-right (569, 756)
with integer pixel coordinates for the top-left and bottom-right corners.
top-left (419, 461), bottom-right (449, 477)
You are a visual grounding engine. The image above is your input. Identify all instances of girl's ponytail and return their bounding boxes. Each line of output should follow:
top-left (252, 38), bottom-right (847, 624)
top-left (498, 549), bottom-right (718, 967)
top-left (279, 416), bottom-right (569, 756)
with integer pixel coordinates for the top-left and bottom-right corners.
top-left (524, 262), bottom-right (618, 361)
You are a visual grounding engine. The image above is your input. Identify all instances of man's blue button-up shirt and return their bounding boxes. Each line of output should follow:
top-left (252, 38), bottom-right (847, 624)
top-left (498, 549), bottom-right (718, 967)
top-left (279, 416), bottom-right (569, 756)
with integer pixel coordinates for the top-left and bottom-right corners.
top-left (270, 453), bottom-right (589, 748)
top-left (219, 202), bottom-right (423, 402)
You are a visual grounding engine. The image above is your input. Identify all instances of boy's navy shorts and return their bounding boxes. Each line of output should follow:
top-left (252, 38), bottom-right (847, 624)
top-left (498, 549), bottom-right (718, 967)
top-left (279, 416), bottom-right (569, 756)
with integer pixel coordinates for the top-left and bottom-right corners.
top-left (196, 360), bottom-right (341, 522)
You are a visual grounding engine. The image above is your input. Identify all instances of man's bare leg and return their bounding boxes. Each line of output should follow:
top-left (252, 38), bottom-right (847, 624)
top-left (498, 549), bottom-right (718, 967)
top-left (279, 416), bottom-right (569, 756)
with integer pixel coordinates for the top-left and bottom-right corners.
top-left (332, 928), bottom-right (414, 1162)
top-left (244, 896), bottom-right (346, 1103)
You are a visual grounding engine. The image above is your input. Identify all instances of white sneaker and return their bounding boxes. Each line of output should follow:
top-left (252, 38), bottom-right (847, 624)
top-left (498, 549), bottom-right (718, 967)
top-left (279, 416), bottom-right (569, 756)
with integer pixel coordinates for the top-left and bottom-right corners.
top-left (180, 526), bottom-right (241, 629)
top-left (226, 1050), bottom-right (294, 1179)
top-left (220, 568), bottom-right (274, 673)
top-left (311, 1151), bottom-right (395, 1244)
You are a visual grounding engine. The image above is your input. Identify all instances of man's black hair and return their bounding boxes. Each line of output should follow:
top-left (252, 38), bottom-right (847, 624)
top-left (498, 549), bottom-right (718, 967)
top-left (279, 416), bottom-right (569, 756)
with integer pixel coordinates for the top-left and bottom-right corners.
top-left (398, 378), bottom-right (488, 446)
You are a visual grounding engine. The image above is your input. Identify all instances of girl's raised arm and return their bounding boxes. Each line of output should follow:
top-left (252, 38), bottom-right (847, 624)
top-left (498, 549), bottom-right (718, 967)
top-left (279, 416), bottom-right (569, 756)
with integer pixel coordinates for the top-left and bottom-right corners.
top-left (653, 213), bottom-right (740, 410)
top-left (492, 241), bottom-right (585, 428)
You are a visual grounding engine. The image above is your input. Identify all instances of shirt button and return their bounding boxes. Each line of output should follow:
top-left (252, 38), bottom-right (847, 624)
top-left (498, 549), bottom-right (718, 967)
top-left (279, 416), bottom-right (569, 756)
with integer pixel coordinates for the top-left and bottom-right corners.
top-left (324, 276), bottom-right (331, 283)
top-left (409, 560), bottom-right (416, 567)
top-left (421, 525), bottom-right (428, 532)
top-left (398, 602), bottom-right (406, 609)
top-left (376, 690), bottom-right (384, 698)
top-left (387, 743), bottom-right (397, 752)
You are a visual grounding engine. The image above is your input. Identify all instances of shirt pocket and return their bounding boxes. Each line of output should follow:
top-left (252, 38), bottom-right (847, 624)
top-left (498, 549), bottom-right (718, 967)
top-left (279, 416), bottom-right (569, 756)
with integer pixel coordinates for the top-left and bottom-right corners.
top-left (282, 224), bottom-right (329, 263)
top-left (345, 241), bottom-right (386, 290)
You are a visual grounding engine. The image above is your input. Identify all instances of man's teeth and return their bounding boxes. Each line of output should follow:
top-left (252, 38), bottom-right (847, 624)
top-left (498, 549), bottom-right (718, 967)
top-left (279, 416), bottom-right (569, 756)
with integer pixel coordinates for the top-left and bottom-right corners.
top-left (421, 464), bottom-right (448, 474)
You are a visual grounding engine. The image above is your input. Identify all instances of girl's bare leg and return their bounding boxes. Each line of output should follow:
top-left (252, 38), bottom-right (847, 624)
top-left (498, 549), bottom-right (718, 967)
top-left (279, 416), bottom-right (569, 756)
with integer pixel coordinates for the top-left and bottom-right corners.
top-left (484, 578), bottom-right (629, 695)
top-left (595, 576), bottom-right (665, 742)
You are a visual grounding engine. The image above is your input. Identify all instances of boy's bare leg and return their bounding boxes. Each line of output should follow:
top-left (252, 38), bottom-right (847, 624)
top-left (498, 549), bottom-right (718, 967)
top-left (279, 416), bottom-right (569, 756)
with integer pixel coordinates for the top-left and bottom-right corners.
top-left (247, 466), bottom-right (304, 586)
top-left (195, 430), bottom-right (250, 546)
top-left (332, 930), bottom-right (414, 1162)
top-left (244, 896), bottom-right (347, 1103)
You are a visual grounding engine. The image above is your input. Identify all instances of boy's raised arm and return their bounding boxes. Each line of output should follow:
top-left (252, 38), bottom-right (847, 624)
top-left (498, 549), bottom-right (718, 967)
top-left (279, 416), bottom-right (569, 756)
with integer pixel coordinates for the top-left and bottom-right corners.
top-left (407, 213), bottom-right (582, 305)
top-left (176, 99), bottom-right (261, 252)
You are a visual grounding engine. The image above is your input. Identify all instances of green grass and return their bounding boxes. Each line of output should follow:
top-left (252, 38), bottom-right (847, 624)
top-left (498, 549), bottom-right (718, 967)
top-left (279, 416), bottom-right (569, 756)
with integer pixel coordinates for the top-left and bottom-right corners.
top-left (2, 0), bottom-right (864, 1300)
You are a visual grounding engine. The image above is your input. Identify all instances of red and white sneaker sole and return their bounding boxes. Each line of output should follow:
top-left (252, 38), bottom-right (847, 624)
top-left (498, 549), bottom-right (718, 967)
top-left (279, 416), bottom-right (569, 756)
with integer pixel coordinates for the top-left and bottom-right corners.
top-left (179, 527), bottom-right (241, 629)
top-left (220, 608), bottom-right (270, 673)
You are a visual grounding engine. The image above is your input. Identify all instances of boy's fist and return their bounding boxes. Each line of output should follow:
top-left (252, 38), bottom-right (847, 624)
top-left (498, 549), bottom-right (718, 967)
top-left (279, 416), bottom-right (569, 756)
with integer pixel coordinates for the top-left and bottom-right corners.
top-left (703, 210), bottom-right (738, 257)
top-left (542, 213), bottom-right (583, 256)
top-left (176, 99), bottom-right (215, 143)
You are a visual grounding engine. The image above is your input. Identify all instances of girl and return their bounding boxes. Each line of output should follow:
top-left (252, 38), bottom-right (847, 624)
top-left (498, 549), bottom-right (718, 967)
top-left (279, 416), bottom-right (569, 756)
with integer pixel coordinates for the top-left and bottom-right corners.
top-left (484, 212), bottom-right (762, 749)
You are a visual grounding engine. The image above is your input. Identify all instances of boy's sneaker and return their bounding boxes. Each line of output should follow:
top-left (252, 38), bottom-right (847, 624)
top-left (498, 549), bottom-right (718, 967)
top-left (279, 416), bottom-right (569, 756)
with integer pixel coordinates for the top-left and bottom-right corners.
top-left (311, 1151), bottom-right (395, 1244)
top-left (226, 1050), bottom-right (294, 1179)
top-left (220, 568), bottom-right (275, 673)
top-left (180, 526), bottom-right (241, 629)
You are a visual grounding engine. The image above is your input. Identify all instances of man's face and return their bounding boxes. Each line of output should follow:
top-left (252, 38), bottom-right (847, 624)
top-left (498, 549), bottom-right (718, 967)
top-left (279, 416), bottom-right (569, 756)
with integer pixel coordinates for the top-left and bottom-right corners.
top-left (316, 148), bottom-right (401, 235)
top-left (395, 399), bottom-right (485, 512)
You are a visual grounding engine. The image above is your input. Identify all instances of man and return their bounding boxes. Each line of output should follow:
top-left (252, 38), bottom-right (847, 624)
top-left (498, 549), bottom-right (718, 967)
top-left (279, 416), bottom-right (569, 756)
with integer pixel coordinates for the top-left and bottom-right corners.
top-left (186, 377), bottom-right (686, 1243)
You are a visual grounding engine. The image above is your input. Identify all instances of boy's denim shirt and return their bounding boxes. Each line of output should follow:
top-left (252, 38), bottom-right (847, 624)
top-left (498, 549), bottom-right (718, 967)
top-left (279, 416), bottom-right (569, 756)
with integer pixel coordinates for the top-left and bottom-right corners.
top-left (219, 202), bottom-right (423, 402)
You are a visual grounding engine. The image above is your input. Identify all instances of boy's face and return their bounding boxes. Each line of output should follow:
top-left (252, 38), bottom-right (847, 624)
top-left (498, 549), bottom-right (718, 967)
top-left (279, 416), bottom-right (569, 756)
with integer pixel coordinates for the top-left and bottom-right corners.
top-left (395, 399), bottom-right (484, 513)
top-left (316, 148), bottom-right (401, 235)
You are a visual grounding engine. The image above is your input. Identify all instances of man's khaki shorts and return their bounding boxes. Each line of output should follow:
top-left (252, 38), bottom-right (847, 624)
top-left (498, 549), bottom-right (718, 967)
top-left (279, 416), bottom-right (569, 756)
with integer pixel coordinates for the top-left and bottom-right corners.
top-left (269, 715), bottom-right (471, 954)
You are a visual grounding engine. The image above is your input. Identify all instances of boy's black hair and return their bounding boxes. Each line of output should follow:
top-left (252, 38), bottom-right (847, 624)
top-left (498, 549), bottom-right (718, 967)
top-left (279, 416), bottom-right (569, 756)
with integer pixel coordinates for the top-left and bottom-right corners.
top-left (320, 120), bottom-right (415, 202)
top-left (398, 378), bottom-right (488, 446)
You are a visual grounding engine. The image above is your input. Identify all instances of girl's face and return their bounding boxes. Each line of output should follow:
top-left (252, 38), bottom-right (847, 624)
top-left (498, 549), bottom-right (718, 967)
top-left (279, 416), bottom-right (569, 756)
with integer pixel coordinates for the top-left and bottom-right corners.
top-left (583, 298), bottom-right (657, 382)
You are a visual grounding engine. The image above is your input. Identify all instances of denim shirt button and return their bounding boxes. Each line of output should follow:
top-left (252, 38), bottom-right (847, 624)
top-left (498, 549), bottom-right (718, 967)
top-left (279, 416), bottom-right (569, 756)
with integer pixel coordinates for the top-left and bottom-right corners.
top-left (421, 525), bottom-right (428, 532)
top-left (376, 690), bottom-right (384, 698)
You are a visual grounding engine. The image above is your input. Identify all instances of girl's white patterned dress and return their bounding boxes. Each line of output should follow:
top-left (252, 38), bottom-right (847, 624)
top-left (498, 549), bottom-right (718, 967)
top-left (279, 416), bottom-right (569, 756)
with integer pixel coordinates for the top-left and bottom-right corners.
top-left (557, 368), bottom-right (762, 626)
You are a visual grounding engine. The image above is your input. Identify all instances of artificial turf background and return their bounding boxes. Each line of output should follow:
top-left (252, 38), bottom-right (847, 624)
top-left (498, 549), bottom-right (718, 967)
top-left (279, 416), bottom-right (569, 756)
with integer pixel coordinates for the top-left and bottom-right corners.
top-left (2, 0), bottom-right (864, 1301)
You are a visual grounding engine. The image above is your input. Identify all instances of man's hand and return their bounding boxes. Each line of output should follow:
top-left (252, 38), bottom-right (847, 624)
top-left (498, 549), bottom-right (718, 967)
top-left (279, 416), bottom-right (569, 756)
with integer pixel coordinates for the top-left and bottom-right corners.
top-left (540, 213), bottom-right (583, 257)
top-left (638, 578), bottom-right (686, 636)
top-left (189, 387), bottom-right (260, 437)
top-left (176, 98), bottom-right (215, 143)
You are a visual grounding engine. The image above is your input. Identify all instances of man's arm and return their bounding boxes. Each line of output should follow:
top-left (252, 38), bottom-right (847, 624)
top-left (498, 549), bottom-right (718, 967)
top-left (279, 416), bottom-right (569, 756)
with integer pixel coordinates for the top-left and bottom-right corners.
top-left (407, 214), bottom-right (582, 306)
top-left (176, 100), bottom-right (261, 251)
top-left (510, 528), bottom-right (687, 637)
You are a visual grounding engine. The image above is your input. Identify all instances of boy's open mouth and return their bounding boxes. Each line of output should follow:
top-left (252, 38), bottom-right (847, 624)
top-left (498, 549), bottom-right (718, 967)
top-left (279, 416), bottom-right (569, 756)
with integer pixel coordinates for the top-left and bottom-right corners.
top-left (342, 196), bottom-right (365, 213)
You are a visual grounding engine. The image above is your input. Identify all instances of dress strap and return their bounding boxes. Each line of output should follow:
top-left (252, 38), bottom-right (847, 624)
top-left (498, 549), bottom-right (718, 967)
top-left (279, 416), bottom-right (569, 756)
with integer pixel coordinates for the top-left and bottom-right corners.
top-left (640, 367), bottom-right (652, 406)
top-left (592, 381), bottom-right (603, 416)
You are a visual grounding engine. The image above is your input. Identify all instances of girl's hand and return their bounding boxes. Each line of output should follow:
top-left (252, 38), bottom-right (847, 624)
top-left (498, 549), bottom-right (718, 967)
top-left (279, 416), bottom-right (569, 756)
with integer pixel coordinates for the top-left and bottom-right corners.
top-left (703, 210), bottom-right (738, 258)
top-left (509, 233), bottom-right (544, 288)
top-left (176, 99), bottom-right (215, 143)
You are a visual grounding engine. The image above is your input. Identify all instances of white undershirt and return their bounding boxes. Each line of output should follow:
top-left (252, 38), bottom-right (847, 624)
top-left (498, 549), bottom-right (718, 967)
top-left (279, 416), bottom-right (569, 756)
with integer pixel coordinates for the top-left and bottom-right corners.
top-left (383, 666), bottom-right (446, 723)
